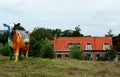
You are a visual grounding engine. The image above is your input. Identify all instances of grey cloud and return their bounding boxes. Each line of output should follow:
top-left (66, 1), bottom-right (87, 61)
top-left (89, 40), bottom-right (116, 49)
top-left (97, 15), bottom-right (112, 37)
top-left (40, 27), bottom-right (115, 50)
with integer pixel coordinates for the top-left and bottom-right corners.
top-left (0, 0), bottom-right (120, 36)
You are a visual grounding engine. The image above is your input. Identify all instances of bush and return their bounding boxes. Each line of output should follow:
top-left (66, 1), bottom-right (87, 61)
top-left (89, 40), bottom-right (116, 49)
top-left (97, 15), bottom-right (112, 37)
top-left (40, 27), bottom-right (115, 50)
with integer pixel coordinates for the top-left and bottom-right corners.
top-left (40, 42), bottom-right (55, 58)
top-left (28, 36), bottom-right (55, 58)
top-left (69, 45), bottom-right (86, 60)
top-left (29, 41), bottom-right (42, 57)
top-left (0, 43), bottom-right (10, 56)
top-left (97, 48), bottom-right (117, 61)
top-left (104, 48), bottom-right (117, 61)
top-left (28, 36), bottom-right (38, 57)
top-left (29, 36), bottom-right (46, 57)
top-left (97, 56), bottom-right (107, 61)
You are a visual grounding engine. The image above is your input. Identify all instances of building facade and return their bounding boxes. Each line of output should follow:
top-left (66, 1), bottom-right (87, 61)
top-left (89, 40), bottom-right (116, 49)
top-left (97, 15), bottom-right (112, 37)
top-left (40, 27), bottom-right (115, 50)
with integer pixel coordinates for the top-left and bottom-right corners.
top-left (54, 37), bottom-right (112, 60)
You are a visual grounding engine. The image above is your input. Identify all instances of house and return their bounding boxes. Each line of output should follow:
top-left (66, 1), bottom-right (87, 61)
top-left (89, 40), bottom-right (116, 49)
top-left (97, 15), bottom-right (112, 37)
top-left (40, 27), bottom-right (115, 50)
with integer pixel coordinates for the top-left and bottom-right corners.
top-left (54, 36), bottom-right (112, 60)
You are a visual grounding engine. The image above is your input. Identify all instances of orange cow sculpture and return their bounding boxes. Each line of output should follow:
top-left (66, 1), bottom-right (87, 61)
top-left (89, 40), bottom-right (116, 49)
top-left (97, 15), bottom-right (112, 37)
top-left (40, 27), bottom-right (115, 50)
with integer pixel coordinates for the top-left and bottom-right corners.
top-left (3, 23), bottom-right (30, 61)
top-left (12, 30), bottom-right (30, 61)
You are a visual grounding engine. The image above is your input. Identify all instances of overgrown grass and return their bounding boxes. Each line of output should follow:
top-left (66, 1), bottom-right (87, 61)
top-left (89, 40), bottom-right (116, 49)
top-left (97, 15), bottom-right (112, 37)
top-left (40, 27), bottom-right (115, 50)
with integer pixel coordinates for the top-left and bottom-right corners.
top-left (0, 56), bottom-right (120, 77)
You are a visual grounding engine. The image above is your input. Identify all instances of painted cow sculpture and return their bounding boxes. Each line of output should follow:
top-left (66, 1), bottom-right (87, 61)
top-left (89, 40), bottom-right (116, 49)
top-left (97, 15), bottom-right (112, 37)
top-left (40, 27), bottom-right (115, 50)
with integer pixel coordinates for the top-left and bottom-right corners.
top-left (3, 23), bottom-right (30, 61)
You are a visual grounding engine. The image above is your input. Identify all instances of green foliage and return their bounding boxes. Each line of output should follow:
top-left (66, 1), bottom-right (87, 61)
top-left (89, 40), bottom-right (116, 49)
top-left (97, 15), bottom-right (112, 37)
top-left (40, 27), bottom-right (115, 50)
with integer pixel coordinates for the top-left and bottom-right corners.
top-left (104, 48), bottom-right (117, 61)
top-left (0, 43), bottom-right (10, 56)
top-left (28, 36), bottom-right (37, 56)
top-left (112, 34), bottom-right (120, 52)
top-left (0, 56), bottom-right (120, 77)
top-left (40, 42), bottom-right (55, 58)
top-left (30, 27), bottom-right (54, 57)
top-left (30, 25), bottom-right (84, 41)
top-left (29, 38), bottom-right (55, 58)
top-left (51, 29), bottom-right (62, 37)
top-left (31, 27), bottom-right (54, 41)
top-left (97, 56), bottom-right (107, 61)
top-left (0, 31), bottom-right (8, 44)
top-left (69, 45), bottom-right (86, 60)
top-left (60, 25), bottom-right (84, 37)
top-left (97, 48), bottom-right (117, 61)
top-left (73, 25), bottom-right (84, 37)
top-left (29, 35), bottom-right (44, 57)
top-left (61, 30), bottom-right (73, 37)
top-left (29, 40), bottom-right (42, 57)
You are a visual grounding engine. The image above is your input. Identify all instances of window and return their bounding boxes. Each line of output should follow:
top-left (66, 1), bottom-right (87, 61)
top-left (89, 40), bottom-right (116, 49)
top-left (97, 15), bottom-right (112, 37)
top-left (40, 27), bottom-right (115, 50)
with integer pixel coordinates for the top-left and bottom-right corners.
top-left (86, 53), bottom-right (92, 60)
top-left (68, 43), bottom-right (73, 49)
top-left (68, 43), bottom-right (80, 50)
top-left (57, 54), bottom-right (61, 58)
top-left (96, 54), bottom-right (100, 60)
top-left (65, 54), bottom-right (68, 58)
top-left (75, 43), bottom-right (81, 48)
top-left (86, 43), bottom-right (92, 50)
top-left (104, 43), bottom-right (110, 50)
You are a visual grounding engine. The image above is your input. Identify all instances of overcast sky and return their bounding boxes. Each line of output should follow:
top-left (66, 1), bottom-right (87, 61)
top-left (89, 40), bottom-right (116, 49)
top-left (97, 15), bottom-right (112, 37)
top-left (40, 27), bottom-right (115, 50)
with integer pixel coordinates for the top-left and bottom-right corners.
top-left (0, 0), bottom-right (120, 36)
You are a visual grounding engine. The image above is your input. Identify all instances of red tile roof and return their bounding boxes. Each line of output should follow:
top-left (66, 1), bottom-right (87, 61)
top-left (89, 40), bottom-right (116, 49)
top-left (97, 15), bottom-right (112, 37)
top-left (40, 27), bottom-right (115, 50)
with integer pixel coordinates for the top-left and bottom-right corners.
top-left (54, 37), bottom-right (112, 51)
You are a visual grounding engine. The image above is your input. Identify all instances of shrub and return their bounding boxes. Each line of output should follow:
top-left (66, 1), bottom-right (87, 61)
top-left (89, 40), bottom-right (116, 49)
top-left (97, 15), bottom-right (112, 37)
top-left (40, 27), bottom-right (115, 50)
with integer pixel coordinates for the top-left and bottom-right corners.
top-left (28, 36), bottom-right (37, 57)
top-left (28, 37), bottom-right (55, 58)
top-left (97, 56), bottom-right (107, 61)
top-left (29, 36), bottom-right (48, 57)
top-left (0, 43), bottom-right (10, 56)
top-left (40, 42), bottom-right (55, 58)
top-left (97, 48), bottom-right (117, 61)
top-left (29, 41), bottom-right (42, 57)
top-left (104, 48), bottom-right (117, 61)
top-left (69, 45), bottom-right (86, 60)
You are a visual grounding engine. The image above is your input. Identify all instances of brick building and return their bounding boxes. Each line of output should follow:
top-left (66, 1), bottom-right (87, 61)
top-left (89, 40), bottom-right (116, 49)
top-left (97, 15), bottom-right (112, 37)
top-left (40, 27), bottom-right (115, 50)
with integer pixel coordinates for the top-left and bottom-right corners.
top-left (54, 36), bottom-right (112, 60)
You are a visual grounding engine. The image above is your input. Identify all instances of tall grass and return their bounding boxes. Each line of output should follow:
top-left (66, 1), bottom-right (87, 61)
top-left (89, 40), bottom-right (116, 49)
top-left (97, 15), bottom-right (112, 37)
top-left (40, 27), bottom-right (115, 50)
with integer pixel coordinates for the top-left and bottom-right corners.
top-left (0, 56), bottom-right (120, 77)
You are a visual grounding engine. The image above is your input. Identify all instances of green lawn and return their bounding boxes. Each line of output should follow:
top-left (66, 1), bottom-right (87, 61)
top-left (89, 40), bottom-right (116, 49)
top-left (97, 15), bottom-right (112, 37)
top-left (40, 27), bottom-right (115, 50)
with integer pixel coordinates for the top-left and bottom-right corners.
top-left (0, 56), bottom-right (120, 77)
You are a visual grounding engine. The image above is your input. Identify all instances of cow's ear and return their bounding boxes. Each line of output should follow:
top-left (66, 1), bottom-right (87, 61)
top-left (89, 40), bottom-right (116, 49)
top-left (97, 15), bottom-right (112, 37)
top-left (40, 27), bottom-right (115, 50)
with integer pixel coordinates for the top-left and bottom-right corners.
top-left (17, 23), bottom-right (20, 26)
top-left (14, 23), bottom-right (20, 28)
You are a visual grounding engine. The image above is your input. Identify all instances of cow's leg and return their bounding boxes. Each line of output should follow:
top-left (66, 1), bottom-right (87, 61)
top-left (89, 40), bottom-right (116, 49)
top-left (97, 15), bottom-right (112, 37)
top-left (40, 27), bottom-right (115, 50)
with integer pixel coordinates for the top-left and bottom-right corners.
top-left (9, 47), bottom-right (14, 60)
top-left (26, 49), bottom-right (28, 58)
top-left (19, 51), bottom-right (22, 60)
top-left (15, 48), bottom-right (19, 62)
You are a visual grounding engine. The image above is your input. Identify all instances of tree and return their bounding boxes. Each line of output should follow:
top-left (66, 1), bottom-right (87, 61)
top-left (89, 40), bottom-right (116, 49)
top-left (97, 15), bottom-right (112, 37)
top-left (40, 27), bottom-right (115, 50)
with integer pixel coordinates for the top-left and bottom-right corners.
top-left (28, 36), bottom-right (37, 56)
top-left (61, 30), bottom-right (73, 37)
top-left (31, 27), bottom-right (53, 41)
top-left (112, 34), bottom-right (120, 51)
top-left (69, 44), bottom-right (86, 60)
top-left (0, 43), bottom-right (10, 56)
top-left (104, 48), bottom-right (117, 61)
top-left (97, 48), bottom-right (117, 61)
top-left (108, 29), bottom-right (112, 35)
top-left (51, 29), bottom-right (62, 37)
top-left (31, 41), bottom-right (42, 57)
top-left (0, 31), bottom-right (8, 44)
top-left (60, 25), bottom-right (84, 37)
top-left (40, 42), bottom-right (55, 58)
top-left (29, 40), bottom-right (48, 57)
top-left (105, 29), bottom-right (113, 37)
top-left (73, 25), bottom-right (84, 37)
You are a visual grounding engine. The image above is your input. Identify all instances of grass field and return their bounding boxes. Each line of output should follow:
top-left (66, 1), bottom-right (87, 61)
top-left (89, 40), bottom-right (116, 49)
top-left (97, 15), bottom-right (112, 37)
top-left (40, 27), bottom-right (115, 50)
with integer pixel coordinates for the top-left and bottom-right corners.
top-left (0, 56), bottom-right (120, 77)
